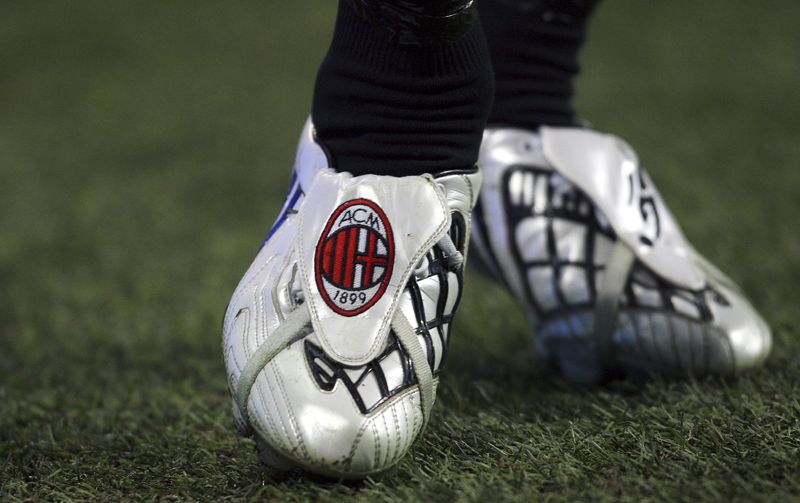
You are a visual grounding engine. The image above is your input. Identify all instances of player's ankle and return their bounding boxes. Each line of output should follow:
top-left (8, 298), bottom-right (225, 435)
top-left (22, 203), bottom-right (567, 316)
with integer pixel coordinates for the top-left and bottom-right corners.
top-left (480, 0), bottom-right (599, 130)
top-left (311, 0), bottom-right (494, 177)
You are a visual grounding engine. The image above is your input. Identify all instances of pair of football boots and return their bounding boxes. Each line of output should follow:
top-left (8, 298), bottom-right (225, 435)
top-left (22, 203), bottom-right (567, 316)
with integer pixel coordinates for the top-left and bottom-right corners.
top-left (222, 119), bottom-right (771, 478)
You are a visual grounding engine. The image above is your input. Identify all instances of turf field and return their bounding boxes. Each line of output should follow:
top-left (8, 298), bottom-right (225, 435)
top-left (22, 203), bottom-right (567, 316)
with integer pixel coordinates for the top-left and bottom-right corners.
top-left (2, 1), bottom-right (799, 501)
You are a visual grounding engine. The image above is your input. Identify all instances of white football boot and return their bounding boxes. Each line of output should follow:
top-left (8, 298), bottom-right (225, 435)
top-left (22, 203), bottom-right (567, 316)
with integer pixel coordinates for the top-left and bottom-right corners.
top-left (223, 119), bottom-right (481, 478)
top-left (472, 127), bottom-right (771, 384)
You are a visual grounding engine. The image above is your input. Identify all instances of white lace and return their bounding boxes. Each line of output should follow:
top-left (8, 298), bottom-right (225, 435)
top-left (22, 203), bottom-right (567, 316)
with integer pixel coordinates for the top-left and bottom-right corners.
top-left (592, 240), bottom-right (636, 368)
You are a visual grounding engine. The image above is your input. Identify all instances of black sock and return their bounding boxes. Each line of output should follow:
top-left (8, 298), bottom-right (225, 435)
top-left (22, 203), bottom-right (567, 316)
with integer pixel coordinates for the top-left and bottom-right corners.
top-left (479, 0), bottom-right (600, 129)
top-left (311, 1), bottom-right (494, 177)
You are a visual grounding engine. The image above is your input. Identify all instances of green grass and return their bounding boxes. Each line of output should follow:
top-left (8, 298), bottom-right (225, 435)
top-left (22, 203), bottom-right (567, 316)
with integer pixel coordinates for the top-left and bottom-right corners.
top-left (2, 1), bottom-right (799, 501)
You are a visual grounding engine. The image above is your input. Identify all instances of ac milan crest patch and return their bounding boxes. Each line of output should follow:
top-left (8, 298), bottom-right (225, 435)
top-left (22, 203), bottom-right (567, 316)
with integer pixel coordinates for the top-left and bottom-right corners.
top-left (315, 199), bottom-right (395, 316)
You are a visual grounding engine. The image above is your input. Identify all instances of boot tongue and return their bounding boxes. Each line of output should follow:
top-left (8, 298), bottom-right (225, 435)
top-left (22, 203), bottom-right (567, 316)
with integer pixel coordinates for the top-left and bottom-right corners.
top-left (299, 170), bottom-right (450, 366)
top-left (541, 126), bottom-right (706, 290)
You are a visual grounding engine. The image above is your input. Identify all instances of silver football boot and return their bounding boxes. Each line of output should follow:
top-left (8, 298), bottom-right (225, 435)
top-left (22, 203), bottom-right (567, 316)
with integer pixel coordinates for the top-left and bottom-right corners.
top-left (223, 119), bottom-right (481, 477)
top-left (472, 126), bottom-right (771, 384)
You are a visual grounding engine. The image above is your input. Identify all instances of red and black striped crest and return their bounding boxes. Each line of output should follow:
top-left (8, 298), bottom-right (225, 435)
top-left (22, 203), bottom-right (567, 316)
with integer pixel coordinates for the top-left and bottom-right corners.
top-left (315, 199), bottom-right (394, 316)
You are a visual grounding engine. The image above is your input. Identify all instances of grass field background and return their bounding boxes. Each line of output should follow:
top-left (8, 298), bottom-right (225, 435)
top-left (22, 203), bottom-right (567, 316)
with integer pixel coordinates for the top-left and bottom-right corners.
top-left (2, 1), bottom-right (799, 501)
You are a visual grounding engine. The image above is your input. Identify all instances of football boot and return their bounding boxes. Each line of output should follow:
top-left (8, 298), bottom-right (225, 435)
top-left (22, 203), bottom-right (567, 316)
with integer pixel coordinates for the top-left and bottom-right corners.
top-left (223, 119), bottom-right (482, 477)
top-left (471, 126), bottom-right (772, 384)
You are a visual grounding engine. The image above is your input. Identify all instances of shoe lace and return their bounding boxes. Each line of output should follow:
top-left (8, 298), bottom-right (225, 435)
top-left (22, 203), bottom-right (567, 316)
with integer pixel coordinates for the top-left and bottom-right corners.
top-left (437, 233), bottom-right (464, 271)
